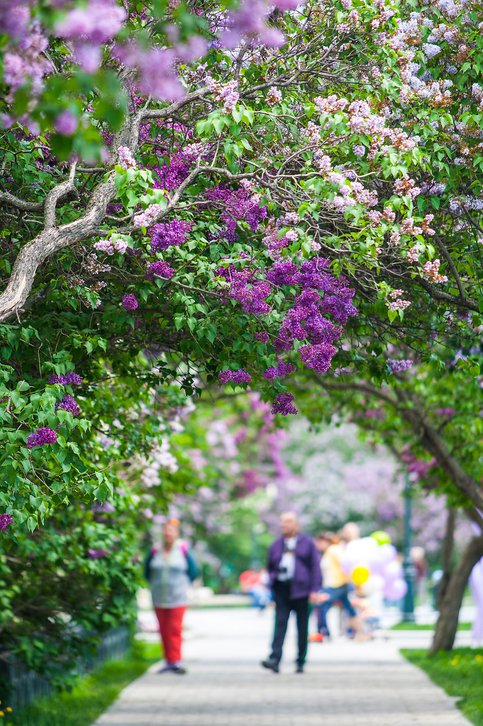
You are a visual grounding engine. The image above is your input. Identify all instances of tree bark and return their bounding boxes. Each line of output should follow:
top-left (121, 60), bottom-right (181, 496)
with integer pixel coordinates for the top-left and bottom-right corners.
top-left (437, 507), bottom-right (456, 610)
top-left (430, 534), bottom-right (483, 652)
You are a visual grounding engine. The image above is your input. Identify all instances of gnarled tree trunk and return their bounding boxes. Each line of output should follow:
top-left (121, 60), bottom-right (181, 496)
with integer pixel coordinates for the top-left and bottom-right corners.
top-left (436, 507), bottom-right (456, 610)
top-left (431, 533), bottom-right (483, 652)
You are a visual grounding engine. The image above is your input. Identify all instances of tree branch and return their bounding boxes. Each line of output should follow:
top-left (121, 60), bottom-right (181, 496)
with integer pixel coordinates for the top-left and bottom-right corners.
top-left (44, 162), bottom-right (78, 229)
top-left (0, 190), bottom-right (44, 212)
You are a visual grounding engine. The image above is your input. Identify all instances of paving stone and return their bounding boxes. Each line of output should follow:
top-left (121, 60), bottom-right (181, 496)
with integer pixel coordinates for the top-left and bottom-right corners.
top-left (93, 608), bottom-right (470, 726)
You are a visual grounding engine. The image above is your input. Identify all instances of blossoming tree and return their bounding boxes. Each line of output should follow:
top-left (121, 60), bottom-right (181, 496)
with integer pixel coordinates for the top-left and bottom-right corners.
top-left (0, 0), bottom-right (481, 667)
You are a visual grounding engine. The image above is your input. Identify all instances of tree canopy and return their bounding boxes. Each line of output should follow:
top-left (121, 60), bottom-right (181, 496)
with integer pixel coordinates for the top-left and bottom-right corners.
top-left (0, 0), bottom-right (481, 671)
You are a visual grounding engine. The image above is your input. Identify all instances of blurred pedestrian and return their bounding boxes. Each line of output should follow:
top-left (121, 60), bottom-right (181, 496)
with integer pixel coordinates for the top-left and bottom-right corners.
top-left (312, 528), bottom-right (367, 641)
top-left (309, 532), bottom-right (336, 642)
top-left (261, 512), bottom-right (321, 673)
top-left (144, 519), bottom-right (199, 674)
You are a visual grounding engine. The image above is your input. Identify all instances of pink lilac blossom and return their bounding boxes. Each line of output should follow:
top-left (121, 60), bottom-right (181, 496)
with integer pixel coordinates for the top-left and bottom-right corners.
top-left (115, 43), bottom-right (184, 101)
top-left (55, 394), bottom-right (80, 416)
top-left (435, 407), bottom-right (456, 417)
top-left (0, 2), bottom-right (30, 39)
top-left (221, 0), bottom-right (285, 49)
top-left (55, 0), bottom-right (126, 71)
top-left (26, 427), bottom-right (58, 449)
top-left (122, 293), bottom-right (139, 311)
top-left (267, 87), bottom-right (282, 105)
top-left (422, 259), bottom-right (448, 283)
top-left (3, 28), bottom-right (51, 104)
top-left (133, 204), bottom-right (166, 228)
top-left (87, 547), bottom-right (109, 559)
top-left (0, 513), bottom-right (14, 531)
top-left (118, 145), bottom-right (137, 169)
top-left (54, 109), bottom-right (78, 136)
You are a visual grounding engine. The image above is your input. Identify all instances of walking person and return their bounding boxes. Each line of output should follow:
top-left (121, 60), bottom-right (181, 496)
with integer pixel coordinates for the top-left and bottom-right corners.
top-left (261, 512), bottom-right (321, 673)
top-left (144, 518), bottom-right (199, 674)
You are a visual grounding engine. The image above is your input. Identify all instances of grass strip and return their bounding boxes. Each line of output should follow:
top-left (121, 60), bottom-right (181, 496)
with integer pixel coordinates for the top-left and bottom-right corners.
top-left (2, 640), bottom-right (161, 726)
top-left (402, 648), bottom-right (483, 726)
top-left (392, 622), bottom-right (471, 631)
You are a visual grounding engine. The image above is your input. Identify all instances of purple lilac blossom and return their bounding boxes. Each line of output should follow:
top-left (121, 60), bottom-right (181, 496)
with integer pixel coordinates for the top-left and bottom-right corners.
top-left (0, 513), bottom-right (14, 531)
top-left (149, 219), bottom-right (192, 251)
top-left (147, 260), bottom-right (175, 279)
top-left (55, 394), bottom-right (80, 416)
top-left (26, 427), bottom-right (58, 449)
top-left (271, 393), bottom-right (298, 416)
top-left (49, 372), bottom-right (83, 385)
top-left (87, 547), bottom-right (109, 559)
top-left (219, 369), bottom-right (252, 385)
top-left (299, 343), bottom-right (337, 373)
top-left (255, 331), bottom-right (270, 343)
top-left (54, 109), bottom-right (78, 135)
top-left (122, 293), bottom-right (139, 311)
top-left (387, 359), bottom-right (413, 373)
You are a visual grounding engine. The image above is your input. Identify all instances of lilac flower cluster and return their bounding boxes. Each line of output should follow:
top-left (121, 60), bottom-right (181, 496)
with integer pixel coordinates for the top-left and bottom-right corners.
top-left (299, 343), bottom-right (337, 373)
top-left (55, 0), bottom-right (126, 73)
top-left (206, 77), bottom-right (240, 114)
top-left (55, 394), bottom-right (80, 416)
top-left (149, 219), bottom-right (192, 251)
top-left (435, 407), bottom-right (456, 417)
top-left (118, 145), bottom-right (137, 169)
top-left (92, 501), bottom-right (115, 514)
top-left (221, 0), bottom-right (285, 49)
top-left (94, 238), bottom-right (129, 255)
top-left (0, 2), bottom-right (30, 40)
top-left (147, 260), bottom-right (175, 279)
top-left (206, 186), bottom-right (268, 242)
top-left (26, 427), bottom-right (58, 449)
top-left (133, 204), bottom-right (165, 229)
top-left (122, 293), bottom-right (139, 311)
top-left (0, 513), bottom-right (14, 532)
top-left (54, 110), bottom-right (78, 136)
top-left (271, 393), bottom-right (298, 416)
top-left (255, 331), bottom-right (270, 343)
top-left (263, 360), bottom-right (296, 380)
top-left (152, 143), bottom-right (204, 191)
top-left (219, 369), bottom-right (252, 385)
top-left (87, 547), bottom-right (109, 559)
top-left (3, 24), bottom-right (52, 125)
top-left (217, 265), bottom-right (271, 315)
top-left (49, 372), bottom-right (83, 385)
top-left (114, 44), bottom-right (184, 102)
top-left (387, 359), bottom-right (413, 373)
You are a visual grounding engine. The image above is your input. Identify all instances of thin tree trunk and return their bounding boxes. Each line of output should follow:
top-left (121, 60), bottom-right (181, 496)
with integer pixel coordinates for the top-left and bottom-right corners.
top-left (437, 507), bottom-right (456, 610)
top-left (431, 534), bottom-right (483, 653)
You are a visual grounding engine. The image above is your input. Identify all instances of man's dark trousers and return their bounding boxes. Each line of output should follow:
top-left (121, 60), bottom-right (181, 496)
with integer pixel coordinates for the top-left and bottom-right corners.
top-left (270, 581), bottom-right (309, 666)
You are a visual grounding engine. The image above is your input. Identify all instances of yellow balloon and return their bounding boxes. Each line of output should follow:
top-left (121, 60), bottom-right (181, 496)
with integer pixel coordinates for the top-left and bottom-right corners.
top-left (352, 565), bottom-right (370, 586)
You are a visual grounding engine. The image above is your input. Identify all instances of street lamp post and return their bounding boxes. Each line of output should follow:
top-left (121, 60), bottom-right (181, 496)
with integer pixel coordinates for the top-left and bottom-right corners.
top-left (402, 470), bottom-right (416, 622)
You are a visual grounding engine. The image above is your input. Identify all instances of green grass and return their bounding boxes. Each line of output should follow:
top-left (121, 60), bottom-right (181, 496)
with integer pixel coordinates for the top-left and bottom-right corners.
top-left (392, 621), bottom-right (472, 631)
top-left (2, 641), bottom-right (161, 726)
top-left (402, 648), bottom-right (483, 726)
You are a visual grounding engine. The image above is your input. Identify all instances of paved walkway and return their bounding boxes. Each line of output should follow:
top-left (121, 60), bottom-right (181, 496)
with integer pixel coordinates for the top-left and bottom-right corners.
top-left (94, 608), bottom-right (470, 726)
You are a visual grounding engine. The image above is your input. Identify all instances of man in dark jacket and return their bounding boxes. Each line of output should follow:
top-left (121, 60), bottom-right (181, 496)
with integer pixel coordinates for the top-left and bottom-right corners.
top-left (261, 512), bottom-right (321, 674)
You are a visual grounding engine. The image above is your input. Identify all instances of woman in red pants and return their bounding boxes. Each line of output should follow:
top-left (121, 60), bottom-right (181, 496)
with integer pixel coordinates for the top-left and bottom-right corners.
top-left (144, 519), bottom-right (199, 674)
